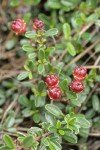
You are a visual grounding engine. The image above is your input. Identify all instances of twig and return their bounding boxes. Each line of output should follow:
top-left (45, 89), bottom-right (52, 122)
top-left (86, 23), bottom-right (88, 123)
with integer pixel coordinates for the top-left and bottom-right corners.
top-left (58, 50), bottom-right (67, 62)
top-left (79, 22), bottom-right (94, 36)
top-left (77, 83), bottom-right (98, 113)
top-left (89, 132), bottom-right (100, 137)
top-left (34, 132), bottom-right (50, 141)
top-left (1, 95), bottom-right (19, 123)
top-left (65, 39), bottom-right (100, 69)
top-left (84, 65), bottom-right (100, 69)
top-left (1, 131), bottom-right (18, 137)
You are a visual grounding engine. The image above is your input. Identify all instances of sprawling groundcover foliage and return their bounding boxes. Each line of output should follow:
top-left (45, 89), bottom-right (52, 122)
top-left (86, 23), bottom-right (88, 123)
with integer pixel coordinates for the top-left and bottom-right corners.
top-left (0, 0), bottom-right (100, 150)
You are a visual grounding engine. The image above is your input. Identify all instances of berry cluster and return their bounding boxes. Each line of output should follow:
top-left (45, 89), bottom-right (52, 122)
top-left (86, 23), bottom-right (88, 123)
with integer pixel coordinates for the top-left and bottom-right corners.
top-left (70, 66), bottom-right (87, 93)
top-left (33, 19), bottom-right (44, 30)
top-left (46, 75), bottom-right (62, 101)
top-left (11, 18), bottom-right (44, 35)
top-left (11, 19), bottom-right (26, 35)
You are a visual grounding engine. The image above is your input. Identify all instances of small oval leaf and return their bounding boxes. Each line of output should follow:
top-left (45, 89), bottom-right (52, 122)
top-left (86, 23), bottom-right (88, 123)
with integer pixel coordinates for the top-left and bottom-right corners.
top-left (25, 31), bottom-right (37, 38)
top-left (63, 23), bottom-right (71, 40)
top-left (44, 28), bottom-right (58, 37)
top-left (23, 135), bottom-right (33, 148)
top-left (3, 134), bottom-right (15, 149)
top-left (17, 72), bottom-right (29, 81)
top-left (45, 104), bottom-right (63, 117)
top-left (67, 42), bottom-right (76, 56)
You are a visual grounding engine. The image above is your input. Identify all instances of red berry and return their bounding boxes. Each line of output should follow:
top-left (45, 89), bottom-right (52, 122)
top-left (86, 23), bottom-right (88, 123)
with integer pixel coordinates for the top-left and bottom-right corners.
top-left (70, 80), bottom-right (84, 93)
top-left (73, 66), bottom-right (87, 80)
top-left (33, 19), bottom-right (44, 30)
top-left (46, 75), bottom-right (59, 87)
top-left (11, 19), bottom-right (26, 34)
top-left (48, 87), bottom-right (62, 100)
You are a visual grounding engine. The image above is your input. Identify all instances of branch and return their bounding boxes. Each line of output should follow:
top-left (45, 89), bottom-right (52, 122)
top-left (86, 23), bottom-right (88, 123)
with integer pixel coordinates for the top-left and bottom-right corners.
top-left (65, 39), bottom-right (100, 69)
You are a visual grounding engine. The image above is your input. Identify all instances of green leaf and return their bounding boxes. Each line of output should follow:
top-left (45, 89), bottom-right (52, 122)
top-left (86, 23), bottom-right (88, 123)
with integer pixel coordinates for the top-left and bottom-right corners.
top-left (23, 135), bottom-right (33, 148)
top-left (49, 141), bottom-right (61, 150)
top-left (45, 112), bottom-right (56, 125)
top-left (17, 72), bottom-right (29, 81)
top-left (5, 116), bottom-right (15, 128)
top-left (58, 130), bottom-right (65, 135)
top-left (33, 113), bottom-right (40, 123)
top-left (85, 109), bottom-right (96, 119)
top-left (56, 120), bottom-right (61, 129)
top-left (63, 131), bottom-right (77, 144)
top-left (22, 44), bottom-right (34, 52)
top-left (39, 14), bottom-right (50, 26)
top-left (48, 126), bottom-right (57, 133)
top-left (38, 64), bottom-right (45, 74)
top-left (77, 117), bottom-right (91, 128)
top-left (63, 23), bottom-right (71, 40)
top-left (70, 99), bottom-right (81, 107)
top-left (60, 79), bottom-right (68, 91)
top-left (86, 0), bottom-right (97, 9)
top-left (38, 81), bottom-right (45, 93)
top-left (5, 39), bottom-right (17, 50)
top-left (23, 12), bottom-right (31, 23)
top-left (79, 128), bottom-right (90, 138)
top-left (45, 104), bottom-right (63, 118)
top-left (0, 146), bottom-right (12, 150)
top-left (66, 91), bottom-right (77, 100)
top-left (24, 0), bottom-right (41, 5)
top-left (28, 53), bottom-right (36, 60)
top-left (49, 142), bottom-right (56, 150)
top-left (35, 96), bottom-right (45, 107)
top-left (92, 95), bottom-right (100, 112)
top-left (10, 0), bottom-right (20, 7)
top-left (87, 13), bottom-right (99, 22)
top-left (47, 0), bottom-right (61, 9)
top-left (44, 28), bottom-right (58, 37)
top-left (41, 137), bottom-right (49, 146)
top-left (3, 134), bottom-right (15, 149)
top-left (18, 95), bottom-right (29, 107)
top-left (67, 42), bottom-right (76, 56)
top-left (95, 43), bottom-right (100, 53)
top-left (28, 71), bottom-right (33, 79)
top-left (25, 31), bottom-right (37, 38)
top-left (22, 108), bottom-right (32, 117)
top-left (38, 50), bottom-right (45, 60)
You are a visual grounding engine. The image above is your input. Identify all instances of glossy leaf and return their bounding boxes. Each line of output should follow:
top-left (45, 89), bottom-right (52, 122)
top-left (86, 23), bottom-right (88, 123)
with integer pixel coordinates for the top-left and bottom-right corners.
top-left (63, 23), bottom-right (71, 40)
top-left (67, 42), bottom-right (76, 56)
top-left (22, 44), bottom-right (34, 52)
top-left (63, 131), bottom-right (77, 144)
top-left (44, 28), bottom-right (58, 37)
top-left (25, 31), bottom-right (36, 38)
top-left (23, 135), bottom-right (33, 148)
top-left (45, 104), bottom-right (63, 117)
top-left (38, 81), bottom-right (45, 93)
top-left (3, 134), bottom-right (15, 149)
top-left (17, 72), bottom-right (29, 81)
top-left (18, 95), bottom-right (29, 107)
top-left (38, 64), bottom-right (45, 74)
top-left (92, 95), bottom-right (100, 112)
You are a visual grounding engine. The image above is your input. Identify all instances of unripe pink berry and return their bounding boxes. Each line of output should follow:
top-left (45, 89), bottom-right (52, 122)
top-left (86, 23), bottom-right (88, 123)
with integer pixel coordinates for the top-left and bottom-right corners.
top-left (70, 80), bottom-right (84, 93)
top-left (73, 66), bottom-right (87, 80)
top-left (48, 87), bottom-right (62, 100)
top-left (11, 19), bottom-right (26, 34)
top-left (46, 75), bottom-right (59, 87)
top-left (33, 19), bottom-right (44, 30)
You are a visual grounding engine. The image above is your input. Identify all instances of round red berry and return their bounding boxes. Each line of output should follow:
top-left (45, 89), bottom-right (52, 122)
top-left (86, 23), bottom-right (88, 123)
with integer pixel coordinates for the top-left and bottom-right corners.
top-left (70, 80), bottom-right (84, 93)
top-left (46, 75), bottom-right (59, 87)
top-left (11, 19), bottom-right (26, 35)
top-left (48, 87), bottom-right (62, 100)
top-left (73, 66), bottom-right (87, 80)
top-left (33, 19), bottom-right (44, 30)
